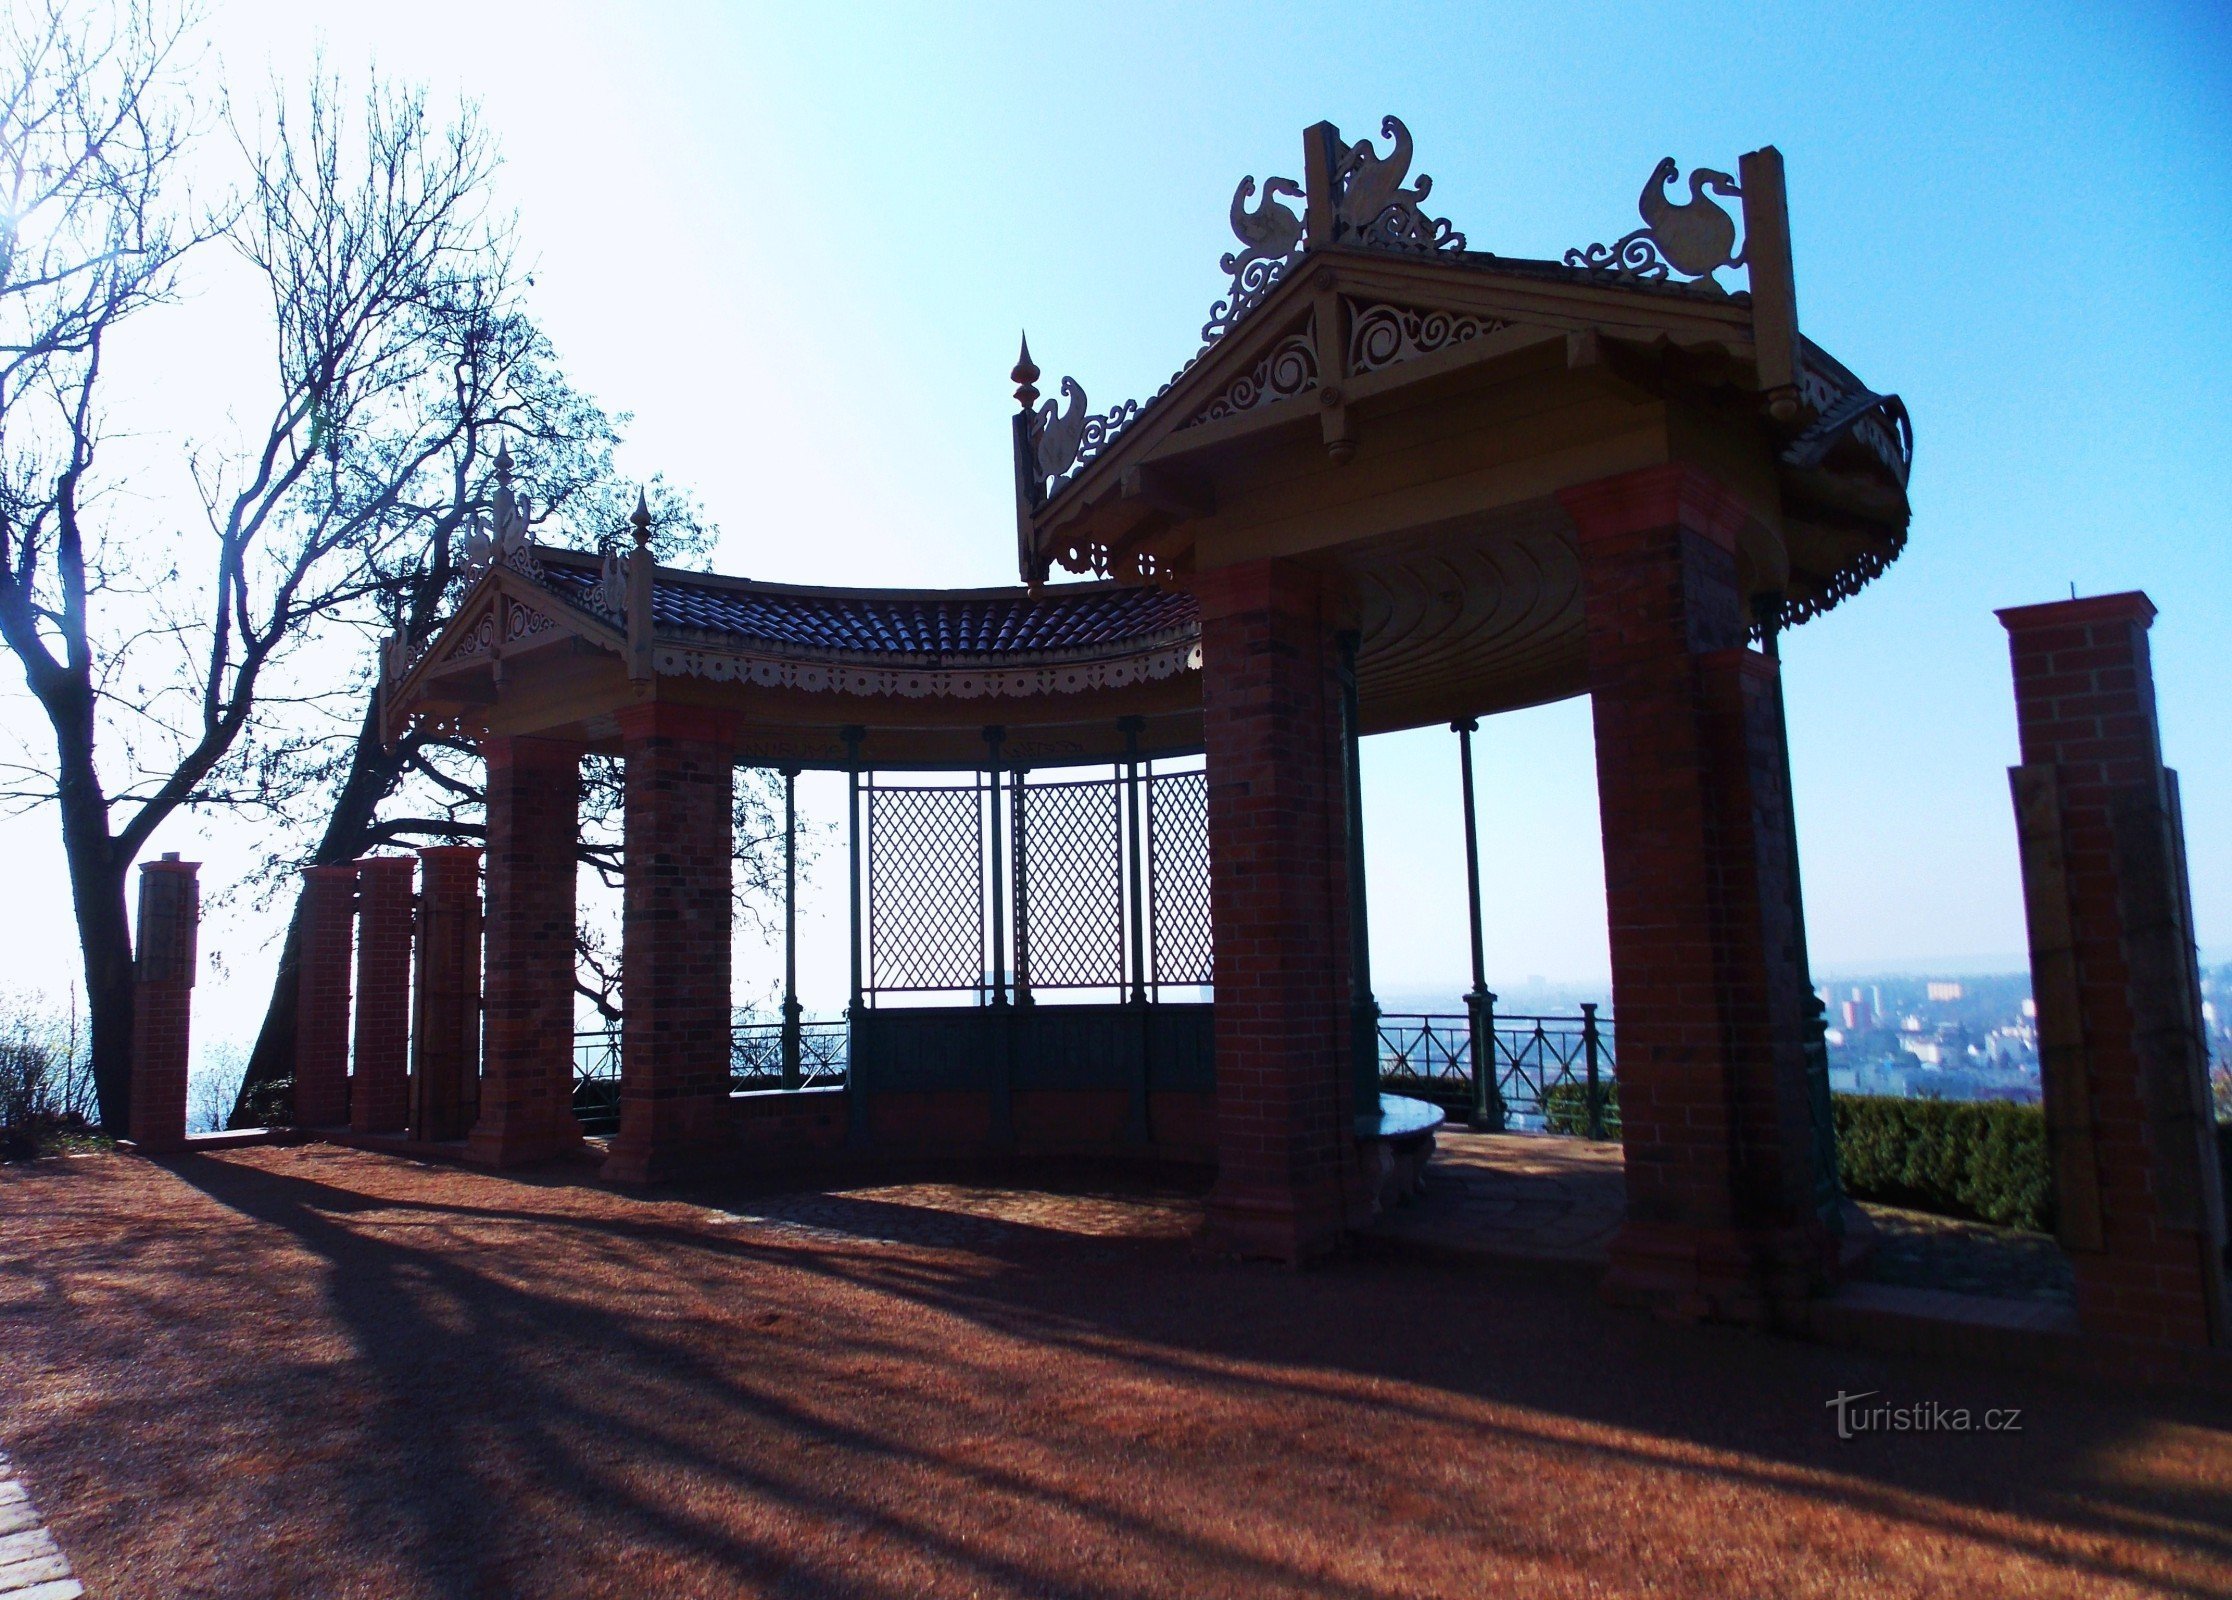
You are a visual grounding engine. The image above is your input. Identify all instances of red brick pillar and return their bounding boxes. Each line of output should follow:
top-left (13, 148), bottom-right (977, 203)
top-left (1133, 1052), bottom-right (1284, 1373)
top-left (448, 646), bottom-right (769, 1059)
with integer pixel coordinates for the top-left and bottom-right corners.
top-left (293, 864), bottom-right (357, 1128)
top-left (2001, 593), bottom-right (2226, 1346)
top-left (469, 737), bottom-right (585, 1167)
top-left (1560, 465), bottom-right (1834, 1324)
top-left (1193, 559), bottom-right (1360, 1262)
top-left (604, 706), bottom-right (734, 1184)
top-left (412, 846), bottom-right (483, 1142)
top-left (351, 856), bottom-right (415, 1135)
top-left (127, 854), bottom-right (198, 1153)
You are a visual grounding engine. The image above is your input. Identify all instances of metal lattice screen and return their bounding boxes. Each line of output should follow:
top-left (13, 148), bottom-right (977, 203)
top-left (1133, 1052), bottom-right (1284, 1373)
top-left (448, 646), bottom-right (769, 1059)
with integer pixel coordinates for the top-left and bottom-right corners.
top-left (868, 782), bottom-right (985, 992)
top-left (1016, 776), bottom-right (1124, 988)
top-left (1149, 770), bottom-right (1212, 987)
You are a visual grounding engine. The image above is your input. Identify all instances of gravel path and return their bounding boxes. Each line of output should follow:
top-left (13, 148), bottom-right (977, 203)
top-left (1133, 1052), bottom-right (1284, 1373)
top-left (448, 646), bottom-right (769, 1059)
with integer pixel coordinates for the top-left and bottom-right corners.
top-left (0, 1147), bottom-right (2225, 1598)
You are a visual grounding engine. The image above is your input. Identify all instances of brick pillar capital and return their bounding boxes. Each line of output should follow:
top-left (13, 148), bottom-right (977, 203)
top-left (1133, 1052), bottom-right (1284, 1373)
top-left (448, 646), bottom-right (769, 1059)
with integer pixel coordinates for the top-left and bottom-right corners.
top-left (1996, 590), bottom-right (2156, 635)
top-left (1557, 464), bottom-right (1754, 552)
top-left (1186, 558), bottom-right (1349, 627)
top-left (612, 702), bottom-right (733, 747)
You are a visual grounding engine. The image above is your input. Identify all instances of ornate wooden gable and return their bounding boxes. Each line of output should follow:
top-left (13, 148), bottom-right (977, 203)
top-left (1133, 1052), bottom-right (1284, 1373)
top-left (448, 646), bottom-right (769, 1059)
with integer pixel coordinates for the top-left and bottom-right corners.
top-left (1011, 117), bottom-right (1912, 629)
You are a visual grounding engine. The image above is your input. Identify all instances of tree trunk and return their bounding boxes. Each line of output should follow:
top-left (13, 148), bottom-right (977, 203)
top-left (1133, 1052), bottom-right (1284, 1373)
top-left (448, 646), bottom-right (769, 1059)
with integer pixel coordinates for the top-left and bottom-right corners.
top-left (55, 734), bottom-right (134, 1131)
top-left (230, 694), bottom-right (413, 1125)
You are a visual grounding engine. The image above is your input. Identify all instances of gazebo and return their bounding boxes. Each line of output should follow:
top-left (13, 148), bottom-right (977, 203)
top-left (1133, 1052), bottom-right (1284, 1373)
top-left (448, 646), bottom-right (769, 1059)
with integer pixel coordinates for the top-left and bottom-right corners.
top-left (373, 117), bottom-right (1913, 1316)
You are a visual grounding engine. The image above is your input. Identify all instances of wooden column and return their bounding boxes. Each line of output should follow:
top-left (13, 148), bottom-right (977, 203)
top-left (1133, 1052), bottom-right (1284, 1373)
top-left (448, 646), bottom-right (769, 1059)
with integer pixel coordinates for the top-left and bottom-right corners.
top-left (2001, 592), bottom-right (2226, 1347)
top-left (470, 736), bottom-right (585, 1167)
top-left (1561, 464), bottom-right (1832, 1326)
top-left (605, 705), bottom-right (734, 1184)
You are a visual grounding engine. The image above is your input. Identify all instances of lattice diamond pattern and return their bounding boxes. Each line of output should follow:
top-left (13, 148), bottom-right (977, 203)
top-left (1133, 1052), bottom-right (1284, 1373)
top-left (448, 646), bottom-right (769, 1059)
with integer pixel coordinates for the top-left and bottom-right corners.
top-left (1017, 777), bottom-right (1124, 988)
top-left (1149, 771), bottom-right (1212, 986)
top-left (870, 784), bottom-right (985, 991)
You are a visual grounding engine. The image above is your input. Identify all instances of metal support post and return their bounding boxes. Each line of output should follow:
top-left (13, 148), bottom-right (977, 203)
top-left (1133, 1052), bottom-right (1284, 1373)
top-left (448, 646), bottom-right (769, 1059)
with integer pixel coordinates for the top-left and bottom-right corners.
top-left (1012, 767), bottom-right (1033, 1004)
top-left (843, 728), bottom-right (865, 1012)
top-left (985, 725), bottom-right (1008, 1007)
top-left (781, 765), bottom-right (802, 1090)
top-left (1455, 718), bottom-right (1505, 1130)
top-left (1120, 717), bottom-right (1148, 1005)
top-left (1337, 634), bottom-right (1380, 1120)
top-left (1582, 1001), bottom-right (1606, 1140)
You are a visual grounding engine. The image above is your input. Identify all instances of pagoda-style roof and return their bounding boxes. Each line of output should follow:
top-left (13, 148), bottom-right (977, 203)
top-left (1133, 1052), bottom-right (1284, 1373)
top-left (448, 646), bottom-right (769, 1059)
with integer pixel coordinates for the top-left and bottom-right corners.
top-left (536, 557), bottom-right (1197, 656)
top-left (386, 118), bottom-right (1915, 762)
top-left (1009, 119), bottom-right (1912, 725)
top-left (381, 541), bottom-right (1205, 770)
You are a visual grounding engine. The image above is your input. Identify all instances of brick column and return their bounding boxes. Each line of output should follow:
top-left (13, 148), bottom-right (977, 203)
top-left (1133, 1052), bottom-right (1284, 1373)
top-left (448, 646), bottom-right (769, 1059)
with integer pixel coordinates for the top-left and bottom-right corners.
top-left (127, 854), bottom-right (198, 1153)
top-left (2001, 593), bottom-right (2226, 1347)
top-left (293, 864), bottom-right (357, 1128)
top-left (1560, 464), bottom-right (1834, 1324)
top-left (351, 856), bottom-right (415, 1134)
top-left (1193, 559), bottom-right (1359, 1262)
top-left (469, 737), bottom-right (586, 1167)
top-left (412, 846), bottom-right (483, 1142)
top-left (604, 706), bottom-right (734, 1184)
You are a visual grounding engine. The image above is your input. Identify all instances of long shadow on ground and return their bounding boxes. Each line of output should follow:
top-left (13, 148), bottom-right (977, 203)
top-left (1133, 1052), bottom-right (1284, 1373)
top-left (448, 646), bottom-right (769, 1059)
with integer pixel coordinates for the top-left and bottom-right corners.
top-left (0, 1148), bottom-right (2225, 1599)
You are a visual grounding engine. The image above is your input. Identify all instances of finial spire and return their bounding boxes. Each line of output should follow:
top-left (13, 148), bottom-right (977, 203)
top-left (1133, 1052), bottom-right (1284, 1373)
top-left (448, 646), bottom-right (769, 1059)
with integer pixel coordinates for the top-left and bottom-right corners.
top-left (629, 488), bottom-right (652, 551)
top-left (1011, 333), bottom-right (1040, 411)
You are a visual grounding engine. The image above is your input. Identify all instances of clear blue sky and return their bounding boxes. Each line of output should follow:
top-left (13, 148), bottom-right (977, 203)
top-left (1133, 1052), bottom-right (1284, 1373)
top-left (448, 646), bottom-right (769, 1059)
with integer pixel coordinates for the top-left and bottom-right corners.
top-left (2, 0), bottom-right (2227, 1035)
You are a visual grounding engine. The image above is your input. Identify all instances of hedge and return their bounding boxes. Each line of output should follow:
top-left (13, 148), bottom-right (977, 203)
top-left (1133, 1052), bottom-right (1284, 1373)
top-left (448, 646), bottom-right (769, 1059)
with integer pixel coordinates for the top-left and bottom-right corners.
top-left (1831, 1094), bottom-right (2051, 1233)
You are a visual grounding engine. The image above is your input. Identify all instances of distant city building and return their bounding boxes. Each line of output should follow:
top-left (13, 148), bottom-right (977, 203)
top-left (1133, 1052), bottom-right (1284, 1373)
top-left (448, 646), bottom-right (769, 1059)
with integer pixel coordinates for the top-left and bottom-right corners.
top-left (1926, 981), bottom-right (1964, 1002)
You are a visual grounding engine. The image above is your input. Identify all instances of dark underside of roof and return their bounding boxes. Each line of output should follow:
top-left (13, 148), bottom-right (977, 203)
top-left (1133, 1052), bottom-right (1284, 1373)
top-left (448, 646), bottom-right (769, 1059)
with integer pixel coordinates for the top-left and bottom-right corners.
top-left (537, 557), bottom-right (1197, 655)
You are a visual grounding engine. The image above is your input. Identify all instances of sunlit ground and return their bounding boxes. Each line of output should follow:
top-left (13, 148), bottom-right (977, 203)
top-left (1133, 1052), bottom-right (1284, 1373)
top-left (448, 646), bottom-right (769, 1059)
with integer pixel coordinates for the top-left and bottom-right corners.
top-left (1, 1147), bottom-right (2225, 1598)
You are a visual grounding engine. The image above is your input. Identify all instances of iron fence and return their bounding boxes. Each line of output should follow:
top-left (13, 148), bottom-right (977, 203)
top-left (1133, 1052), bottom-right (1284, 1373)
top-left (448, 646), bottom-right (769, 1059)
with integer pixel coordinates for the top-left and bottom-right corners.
top-left (571, 1019), bottom-right (850, 1133)
top-left (1378, 1009), bottom-right (1618, 1137)
top-left (731, 1019), bottom-right (849, 1090)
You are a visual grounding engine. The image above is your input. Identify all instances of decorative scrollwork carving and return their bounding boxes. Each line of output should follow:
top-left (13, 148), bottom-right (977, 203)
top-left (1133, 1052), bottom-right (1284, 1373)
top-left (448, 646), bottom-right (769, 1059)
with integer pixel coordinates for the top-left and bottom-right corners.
top-left (1334, 116), bottom-right (1465, 255)
top-left (1075, 399), bottom-right (1140, 470)
top-left (1025, 374), bottom-right (1143, 492)
top-left (1566, 157), bottom-right (1744, 288)
top-left (1030, 377), bottom-right (1090, 483)
top-left (1183, 325), bottom-right (1318, 427)
top-left (1202, 174), bottom-right (1304, 345)
top-left (1346, 301), bottom-right (1505, 373)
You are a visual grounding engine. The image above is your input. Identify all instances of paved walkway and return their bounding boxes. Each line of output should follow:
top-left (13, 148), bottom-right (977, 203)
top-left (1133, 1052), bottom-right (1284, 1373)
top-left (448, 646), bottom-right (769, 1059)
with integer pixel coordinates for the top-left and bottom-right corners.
top-left (1380, 1132), bottom-right (2081, 1313)
top-left (0, 1451), bottom-right (81, 1600)
top-left (1374, 1128), bottom-right (1627, 1264)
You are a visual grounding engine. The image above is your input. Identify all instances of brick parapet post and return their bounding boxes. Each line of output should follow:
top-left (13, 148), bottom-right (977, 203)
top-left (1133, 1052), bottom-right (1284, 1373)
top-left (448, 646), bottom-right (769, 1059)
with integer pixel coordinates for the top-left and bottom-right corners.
top-left (412, 846), bottom-right (483, 1142)
top-left (293, 864), bottom-right (357, 1128)
top-left (2000, 592), bottom-right (2226, 1347)
top-left (1560, 464), bottom-right (1835, 1324)
top-left (127, 855), bottom-right (198, 1153)
top-left (469, 737), bottom-right (586, 1167)
top-left (604, 705), bottom-right (735, 1184)
top-left (351, 856), bottom-right (415, 1135)
top-left (1191, 558), bottom-right (1360, 1263)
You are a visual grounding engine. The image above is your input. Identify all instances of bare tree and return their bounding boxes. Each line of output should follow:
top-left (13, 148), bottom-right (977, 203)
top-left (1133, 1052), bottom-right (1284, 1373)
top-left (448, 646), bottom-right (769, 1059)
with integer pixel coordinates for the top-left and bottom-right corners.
top-left (0, 6), bottom-right (530, 1129)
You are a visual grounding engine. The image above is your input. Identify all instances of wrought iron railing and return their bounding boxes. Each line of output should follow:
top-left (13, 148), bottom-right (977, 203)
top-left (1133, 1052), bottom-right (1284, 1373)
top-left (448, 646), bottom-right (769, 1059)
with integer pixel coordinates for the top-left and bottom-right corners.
top-left (731, 1019), bottom-right (849, 1091)
top-left (1377, 1008), bottom-right (1618, 1137)
top-left (571, 1019), bottom-right (850, 1134)
top-left (572, 1029), bottom-right (622, 1134)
